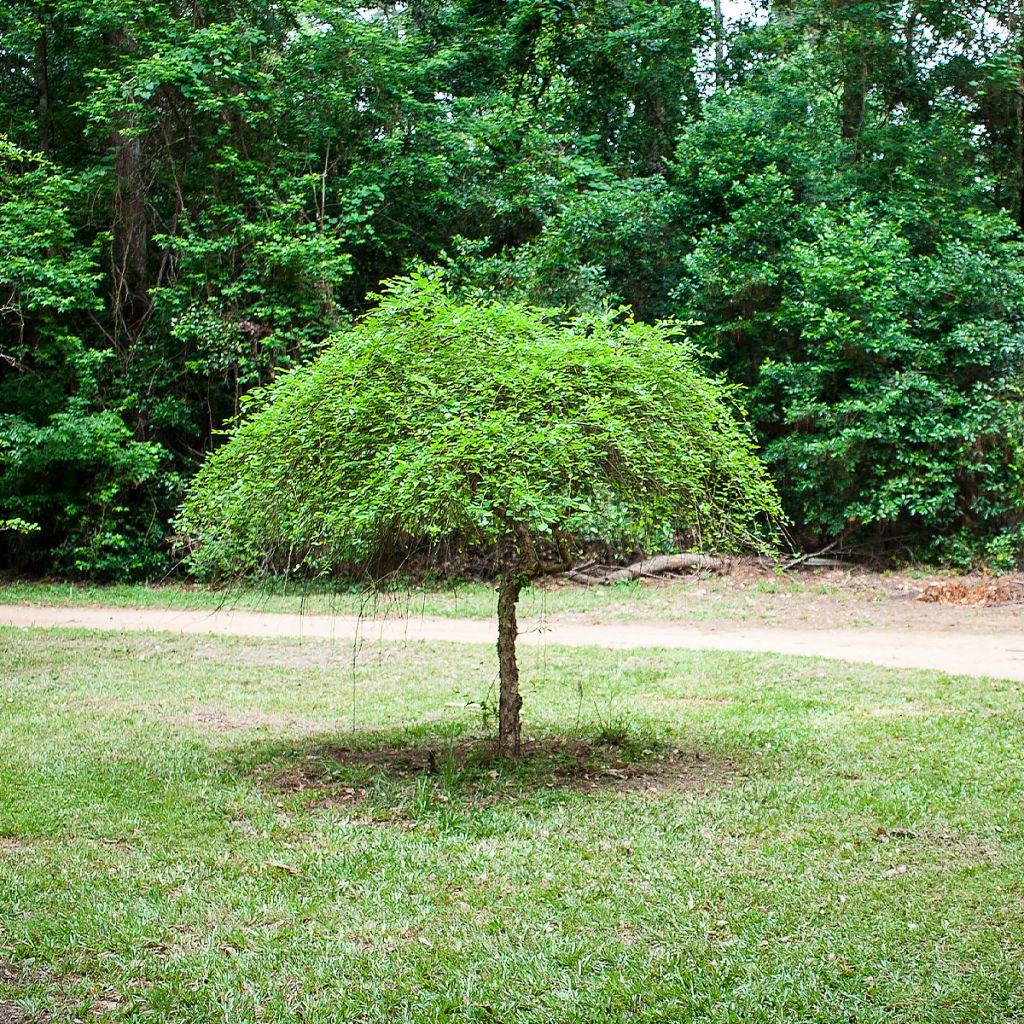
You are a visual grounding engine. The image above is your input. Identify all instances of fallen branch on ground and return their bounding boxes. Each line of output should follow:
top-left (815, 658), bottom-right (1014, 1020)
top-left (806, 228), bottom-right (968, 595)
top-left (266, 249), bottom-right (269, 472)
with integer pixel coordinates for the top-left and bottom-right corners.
top-left (778, 537), bottom-right (847, 572)
top-left (564, 553), bottom-right (725, 585)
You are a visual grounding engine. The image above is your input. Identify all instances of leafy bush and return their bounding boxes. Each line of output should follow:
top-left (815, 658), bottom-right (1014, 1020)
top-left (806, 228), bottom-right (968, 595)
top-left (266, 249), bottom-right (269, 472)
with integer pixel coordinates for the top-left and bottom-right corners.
top-left (671, 83), bottom-right (1024, 563)
top-left (0, 408), bottom-right (172, 579)
top-left (181, 272), bottom-right (780, 578)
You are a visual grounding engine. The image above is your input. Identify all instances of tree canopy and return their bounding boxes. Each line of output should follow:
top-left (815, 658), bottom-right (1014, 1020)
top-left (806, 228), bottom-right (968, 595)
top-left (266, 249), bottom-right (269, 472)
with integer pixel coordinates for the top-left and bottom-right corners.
top-left (182, 273), bottom-right (779, 567)
top-left (181, 273), bottom-right (780, 751)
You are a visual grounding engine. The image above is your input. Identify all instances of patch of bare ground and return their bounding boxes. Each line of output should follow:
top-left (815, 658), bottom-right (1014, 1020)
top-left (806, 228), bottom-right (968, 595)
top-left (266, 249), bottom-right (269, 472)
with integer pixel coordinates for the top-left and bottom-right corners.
top-left (567, 745), bottom-right (737, 795)
top-left (872, 827), bottom-right (997, 861)
top-left (168, 707), bottom-right (333, 734)
top-left (561, 562), bottom-right (1024, 634)
top-left (266, 737), bottom-right (736, 805)
top-left (636, 692), bottom-right (735, 709)
top-left (0, 964), bottom-right (34, 1024)
top-left (854, 703), bottom-right (960, 718)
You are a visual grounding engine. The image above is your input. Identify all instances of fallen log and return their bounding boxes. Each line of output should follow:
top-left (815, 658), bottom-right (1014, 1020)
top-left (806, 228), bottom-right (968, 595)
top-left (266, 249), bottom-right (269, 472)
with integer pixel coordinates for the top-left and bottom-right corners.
top-left (778, 535), bottom-right (848, 572)
top-left (566, 553), bottom-right (725, 585)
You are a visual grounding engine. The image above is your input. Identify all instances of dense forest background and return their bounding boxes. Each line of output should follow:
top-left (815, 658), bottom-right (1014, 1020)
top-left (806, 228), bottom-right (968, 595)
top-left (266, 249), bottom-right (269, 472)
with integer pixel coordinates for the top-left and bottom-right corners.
top-left (2, 0), bottom-right (1024, 578)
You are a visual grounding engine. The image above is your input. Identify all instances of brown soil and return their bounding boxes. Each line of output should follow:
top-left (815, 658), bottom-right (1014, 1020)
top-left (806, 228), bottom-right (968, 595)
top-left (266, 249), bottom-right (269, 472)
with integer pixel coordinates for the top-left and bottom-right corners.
top-left (0, 1004), bottom-right (34, 1024)
top-left (168, 708), bottom-right (329, 734)
top-left (550, 565), bottom-right (1024, 633)
top-left (0, 960), bottom-right (124, 1024)
top-left (0, 964), bottom-right (43, 1024)
top-left (267, 737), bottom-right (735, 805)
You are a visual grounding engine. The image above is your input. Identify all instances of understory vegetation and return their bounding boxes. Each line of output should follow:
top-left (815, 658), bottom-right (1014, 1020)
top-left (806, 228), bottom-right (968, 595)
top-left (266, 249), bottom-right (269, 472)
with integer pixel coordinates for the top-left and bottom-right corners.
top-left (2, 627), bottom-right (1022, 1021)
top-left (2, 0), bottom-right (1024, 577)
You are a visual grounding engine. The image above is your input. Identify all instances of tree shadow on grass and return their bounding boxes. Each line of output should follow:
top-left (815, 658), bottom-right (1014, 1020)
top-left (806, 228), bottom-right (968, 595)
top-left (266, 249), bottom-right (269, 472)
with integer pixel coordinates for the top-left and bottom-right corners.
top-left (234, 727), bottom-right (742, 817)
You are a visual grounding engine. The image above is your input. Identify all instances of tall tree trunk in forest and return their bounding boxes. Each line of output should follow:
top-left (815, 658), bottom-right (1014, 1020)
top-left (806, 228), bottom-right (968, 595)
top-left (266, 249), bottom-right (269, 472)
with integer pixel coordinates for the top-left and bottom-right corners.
top-left (841, 58), bottom-right (868, 160)
top-left (1013, 5), bottom-right (1024, 230)
top-left (34, 29), bottom-right (50, 154)
top-left (112, 124), bottom-right (148, 326)
top-left (713, 0), bottom-right (725, 91)
top-left (105, 29), bottom-right (150, 349)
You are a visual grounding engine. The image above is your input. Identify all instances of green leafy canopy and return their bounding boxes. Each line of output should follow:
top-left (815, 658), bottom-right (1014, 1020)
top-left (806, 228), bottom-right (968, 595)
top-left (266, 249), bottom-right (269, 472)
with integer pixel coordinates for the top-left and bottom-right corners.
top-left (181, 273), bottom-right (780, 577)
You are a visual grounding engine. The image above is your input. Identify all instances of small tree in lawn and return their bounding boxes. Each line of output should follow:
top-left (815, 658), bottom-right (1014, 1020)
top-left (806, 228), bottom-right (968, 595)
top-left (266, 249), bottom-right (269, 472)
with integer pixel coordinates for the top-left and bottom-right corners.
top-left (180, 273), bottom-right (780, 756)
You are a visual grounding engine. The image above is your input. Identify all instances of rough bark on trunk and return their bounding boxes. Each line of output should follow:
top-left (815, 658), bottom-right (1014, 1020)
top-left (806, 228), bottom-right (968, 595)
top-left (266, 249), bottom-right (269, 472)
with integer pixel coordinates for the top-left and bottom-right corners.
top-left (841, 59), bottom-right (868, 161)
top-left (496, 574), bottom-right (523, 757)
top-left (111, 121), bottom-right (149, 335)
top-left (105, 28), bottom-right (150, 346)
top-left (1015, 10), bottom-right (1024, 231)
top-left (494, 525), bottom-right (574, 756)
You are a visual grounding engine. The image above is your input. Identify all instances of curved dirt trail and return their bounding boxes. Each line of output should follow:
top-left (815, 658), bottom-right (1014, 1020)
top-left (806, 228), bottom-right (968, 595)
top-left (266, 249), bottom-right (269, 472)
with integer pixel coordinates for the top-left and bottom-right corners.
top-left (2, 603), bottom-right (1023, 681)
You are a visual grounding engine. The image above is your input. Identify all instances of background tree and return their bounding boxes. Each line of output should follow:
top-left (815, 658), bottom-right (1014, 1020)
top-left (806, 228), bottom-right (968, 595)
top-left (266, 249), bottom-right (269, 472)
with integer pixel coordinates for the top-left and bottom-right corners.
top-left (3, 0), bottom-right (1024, 575)
top-left (180, 274), bottom-right (780, 754)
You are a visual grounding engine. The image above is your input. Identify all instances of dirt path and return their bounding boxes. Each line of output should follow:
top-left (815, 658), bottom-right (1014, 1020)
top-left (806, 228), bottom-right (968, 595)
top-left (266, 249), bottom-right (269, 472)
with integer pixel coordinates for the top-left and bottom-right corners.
top-left (2, 603), bottom-right (1023, 682)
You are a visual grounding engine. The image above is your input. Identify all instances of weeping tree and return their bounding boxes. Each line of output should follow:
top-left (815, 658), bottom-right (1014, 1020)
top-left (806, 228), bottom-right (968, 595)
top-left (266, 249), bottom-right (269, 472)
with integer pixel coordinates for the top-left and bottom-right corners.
top-left (181, 273), bottom-right (780, 755)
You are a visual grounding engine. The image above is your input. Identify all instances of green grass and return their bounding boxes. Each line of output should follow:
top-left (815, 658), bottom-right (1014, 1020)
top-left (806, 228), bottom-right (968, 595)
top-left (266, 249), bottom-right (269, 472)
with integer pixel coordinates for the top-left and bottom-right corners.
top-left (2, 628), bottom-right (1023, 1022)
top-left (0, 577), bottom-right (857, 624)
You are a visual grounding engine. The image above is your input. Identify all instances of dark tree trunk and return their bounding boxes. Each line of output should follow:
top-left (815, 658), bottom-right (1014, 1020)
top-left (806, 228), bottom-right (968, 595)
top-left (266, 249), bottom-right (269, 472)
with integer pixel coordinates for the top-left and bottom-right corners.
top-left (841, 59), bottom-right (868, 161)
top-left (35, 30), bottom-right (50, 154)
top-left (111, 120), bottom-right (149, 337)
top-left (105, 28), bottom-right (150, 347)
top-left (1015, 10), bottom-right (1024, 231)
top-left (496, 573), bottom-right (523, 757)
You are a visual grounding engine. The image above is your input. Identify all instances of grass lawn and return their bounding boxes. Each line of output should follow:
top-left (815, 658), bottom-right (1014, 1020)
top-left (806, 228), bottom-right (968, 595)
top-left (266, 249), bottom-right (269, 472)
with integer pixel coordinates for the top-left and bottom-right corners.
top-left (1, 627), bottom-right (1022, 1022)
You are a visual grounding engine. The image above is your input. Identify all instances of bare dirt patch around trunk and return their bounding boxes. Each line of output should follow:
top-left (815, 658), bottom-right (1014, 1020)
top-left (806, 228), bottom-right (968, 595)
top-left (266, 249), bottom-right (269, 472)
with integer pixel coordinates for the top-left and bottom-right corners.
top-left (263, 737), bottom-right (737, 811)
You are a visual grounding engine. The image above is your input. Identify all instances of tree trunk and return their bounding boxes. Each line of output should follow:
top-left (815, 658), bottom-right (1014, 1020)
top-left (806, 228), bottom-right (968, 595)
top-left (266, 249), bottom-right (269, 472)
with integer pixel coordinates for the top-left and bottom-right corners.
top-left (713, 0), bottom-right (725, 92)
top-left (841, 58), bottom-right (868, 161)
top-left (1015, 8), bottom-right (1024, 231)
top-left (111, 119), bottom-right (149, 337)
top-left (104, 28), bottom-right (150, 349)
top-left (494, 525), bottom-right (574, 756)
top-left (35, 29), bottom-right (50, 154)
top-left (496, 574), bottom-right (523, 757)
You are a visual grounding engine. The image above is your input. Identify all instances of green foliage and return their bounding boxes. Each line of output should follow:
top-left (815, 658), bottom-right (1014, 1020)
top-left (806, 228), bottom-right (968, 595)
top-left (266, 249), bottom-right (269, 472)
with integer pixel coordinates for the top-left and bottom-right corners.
top-left (444, 176), bottom-right (686, 319)
top-left (181, 274), bottom-right (779, 577)
top-left (4, 0), bottom-right (1024, 573)
top-left (0, 138), bottom-right (101, 324)
top-left (0, 138), bottom-right (172, 577)
top-left (0, 407), bottom-right (170, 579)
top-left (760, 208), bottom-right (1024, 546)
top-left (669, 58), bottom-right (1024, 562)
